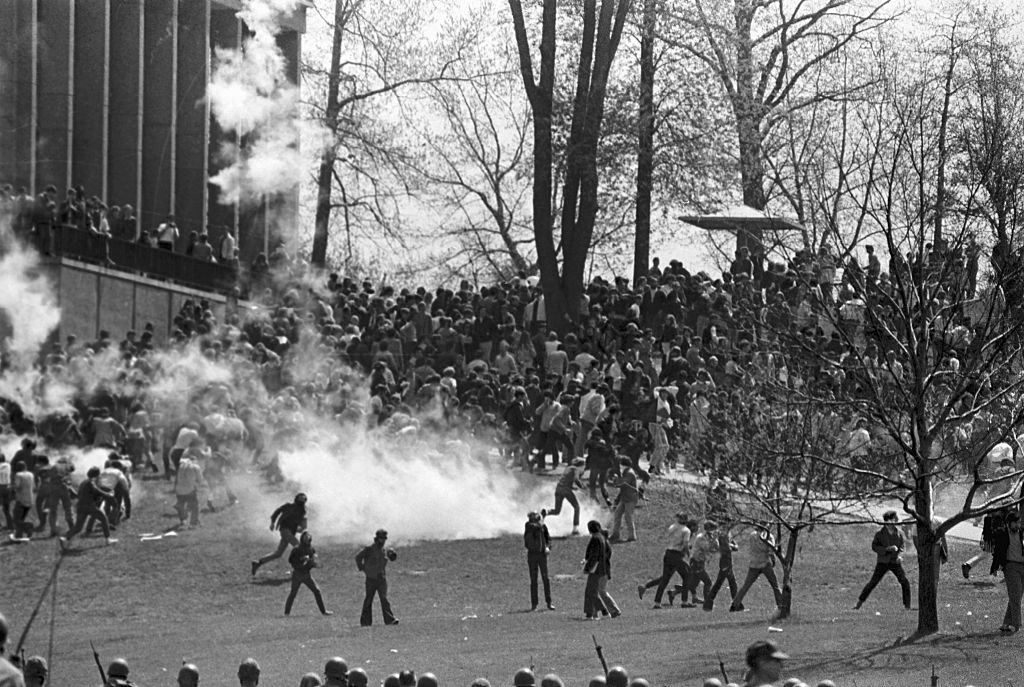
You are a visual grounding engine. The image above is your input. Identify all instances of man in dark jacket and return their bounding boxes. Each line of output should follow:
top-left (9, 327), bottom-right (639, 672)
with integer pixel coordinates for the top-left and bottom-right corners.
top-left (284, 531), bottom-right (333, 616)
top-left (992, 509), bottom-right (1024, 632)
top-left (963, 507), bottom-right (1007, 579)
top-left (59, 466), bottom-right (117, 547)
top-left (505, 388), bottom-right (533, 472)
top-left (524, 511), bottom-right (554, 611)
top-left (355, 528), bottom-right (399, 626)
top-left (252, 493), bottom-right (307, 575)
top-left (855, 510), bottom-right (911, 610)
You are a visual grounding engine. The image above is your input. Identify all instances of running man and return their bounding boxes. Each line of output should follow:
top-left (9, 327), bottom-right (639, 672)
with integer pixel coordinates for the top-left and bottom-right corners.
top-left (543, 458), bottom-right (585, 535)
top-left (252, 493), bottom-right (308, 576)
top-left (729, 522), bottom-right (783, 613)
top-left (637, 512), bottom-right (692, 608)
top-left (60, 466), bottom-right (118, 547)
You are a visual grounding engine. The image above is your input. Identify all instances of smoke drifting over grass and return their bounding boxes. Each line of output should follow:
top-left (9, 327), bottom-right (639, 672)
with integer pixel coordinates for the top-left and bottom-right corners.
top-left (273, 423), bottom-right (600, 544)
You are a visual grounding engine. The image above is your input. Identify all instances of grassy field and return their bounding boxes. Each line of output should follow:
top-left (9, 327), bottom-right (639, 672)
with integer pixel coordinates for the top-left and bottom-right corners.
top-left (0, 475), bottom-right (1018, 687)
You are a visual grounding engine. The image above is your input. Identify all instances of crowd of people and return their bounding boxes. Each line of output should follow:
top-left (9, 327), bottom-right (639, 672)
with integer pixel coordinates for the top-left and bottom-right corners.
top-left (0, 212), bottom-right (1015, 685)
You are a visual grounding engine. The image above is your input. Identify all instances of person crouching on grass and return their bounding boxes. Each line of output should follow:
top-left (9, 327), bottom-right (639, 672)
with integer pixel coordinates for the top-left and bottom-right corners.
top-left (285, 531), bottom-right (333, 616)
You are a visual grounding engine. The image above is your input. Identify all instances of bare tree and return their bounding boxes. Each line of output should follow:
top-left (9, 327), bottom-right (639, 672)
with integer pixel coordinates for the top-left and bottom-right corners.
top-left (633, 0), bottom-right (657, 286)
top-left (509, 0), bottom-right (633, 330)
top-left (663, 0), bottom-right (893, 251)
top-left (406, 45), bottom-right (535, 282)
top-left (306, 0), bottom-right (472, 268)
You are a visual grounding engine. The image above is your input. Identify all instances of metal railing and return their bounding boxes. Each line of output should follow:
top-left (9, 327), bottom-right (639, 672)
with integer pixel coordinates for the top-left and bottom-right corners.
top-left (48, 224), bottom-right (238, 294)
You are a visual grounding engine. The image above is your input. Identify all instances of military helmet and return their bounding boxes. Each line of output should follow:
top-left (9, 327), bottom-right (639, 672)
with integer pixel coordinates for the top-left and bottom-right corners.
top-left (324, 657), bottom-right (349, 680)
top-left (513, 668), bottom-right (536, 687)
top-left (348, 668), bottom-right (369, 687)
top-left (107, 659), bottom-right (130, 679)
top-left (178, 663), bottom-right (200, 685)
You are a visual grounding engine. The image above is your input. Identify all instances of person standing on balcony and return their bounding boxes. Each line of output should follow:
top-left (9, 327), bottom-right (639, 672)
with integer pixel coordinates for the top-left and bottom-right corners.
top-left (193, 233), bottom-right (215, 262)
top-left (157, 214), bottom-right (179, 251)
top-left (218, 226), bottom-right (237, 267)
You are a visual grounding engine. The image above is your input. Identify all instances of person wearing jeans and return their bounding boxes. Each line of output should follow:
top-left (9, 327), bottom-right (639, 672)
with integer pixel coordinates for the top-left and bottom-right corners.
top-left (544, 459), bottom-right (584, 534)
top-left (638, 512), bottom-right (691, 608)
top-left (524, 511), bottom-right (553, 611)
top-left (704, 522), bottom-right (740, 611)
top-left (854, 510), bottom-right (911, 610)
top-left (284, 532), bottom-right (332, 616)
top-left (609, 459), bottom-right (640, 542)
top-left (60, 466), bottom-right (117, 547)
top-left (993, 509), bottom-right (1024, 632)
top-left (583, 520), bottom-right (619, 618)
top-left (0, 455), bottom-right (14, 531)
top-left (356, 528), bottom-right (399, 626)
top-left (730, 524), bottom-right (784, 612)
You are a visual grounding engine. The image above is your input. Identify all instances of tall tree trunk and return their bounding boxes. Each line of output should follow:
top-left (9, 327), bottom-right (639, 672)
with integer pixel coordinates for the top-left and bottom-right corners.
top-left (933, 33), bottom-right (957, 249)
top-left (311, 0), bottom-right (347, 268)
top-left (914, 472), bottom-right (939, 636)
top-left (562, 0), bottom-right (631, 320)
top-left (731, 3), bottom-right (766, 253)
top-left (776, 528), bottom-right (799, 619)
top-left (633, 0), bottom-right (656, 288)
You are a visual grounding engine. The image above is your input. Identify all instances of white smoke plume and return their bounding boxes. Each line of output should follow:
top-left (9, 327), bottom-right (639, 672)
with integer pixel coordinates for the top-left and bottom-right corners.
top-left (272, 417), bottom-right (600, 544)
top-left (207, 0), bottom-right (314, 206)
top-left (0, 211), bottom-right (62, 417)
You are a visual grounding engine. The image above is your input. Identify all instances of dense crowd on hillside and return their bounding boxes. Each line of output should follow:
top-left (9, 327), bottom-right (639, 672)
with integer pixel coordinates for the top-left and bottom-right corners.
top-left (0, 216), bottom-right (1009, 537)
top-left (0, 191), bottom-right (1015, 687)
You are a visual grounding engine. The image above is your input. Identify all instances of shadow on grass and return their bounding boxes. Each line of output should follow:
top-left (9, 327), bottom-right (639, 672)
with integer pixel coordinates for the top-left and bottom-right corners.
top-left (252, 577), bottom-right (292, 587)
top-left (794, 631), bottom-right (984, 675)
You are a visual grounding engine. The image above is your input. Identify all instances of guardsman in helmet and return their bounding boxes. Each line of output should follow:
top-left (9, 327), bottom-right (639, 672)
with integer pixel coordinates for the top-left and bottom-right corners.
top-left (513, 668), bottom-right (535, 687)
top-left (416, 675), bottom-right (438, 687)
top-left (237, 659), bottom-right (260, 687)
top-left (178, 664), bottom-right (199, 687)
top-left (347, 668), bottom-right (368, 687)
top-left (106, 658), bottom-right (134, 687)
top-left (323, 657), bottom-right (347, 687)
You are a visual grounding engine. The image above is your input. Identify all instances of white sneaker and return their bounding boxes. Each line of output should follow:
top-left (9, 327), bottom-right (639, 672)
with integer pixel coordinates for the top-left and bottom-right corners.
top-left (106, 537), bottom-right (119, 545)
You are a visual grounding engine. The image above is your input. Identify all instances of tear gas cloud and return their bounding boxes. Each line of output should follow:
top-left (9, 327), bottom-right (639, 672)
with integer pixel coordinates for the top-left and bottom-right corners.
top-left (0, 230), bottom-right (62, 417)
top-left (274, 415), bottom-right (600, 543)
top-left (207, 0), bottom-right (328, 206)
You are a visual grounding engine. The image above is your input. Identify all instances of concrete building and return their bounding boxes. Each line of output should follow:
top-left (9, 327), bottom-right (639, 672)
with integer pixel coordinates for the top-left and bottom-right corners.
top-left (0, 0), bottom-right (306, 345)
top-left (0, 0), bottom-right (305, 263)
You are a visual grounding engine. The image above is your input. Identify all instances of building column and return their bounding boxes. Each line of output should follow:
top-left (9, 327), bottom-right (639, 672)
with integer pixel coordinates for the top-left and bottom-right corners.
top-left (107, 0), bottom-right (144, 218)
top-left (35, 0), bottom-right (74, 194)
top-left (140, 0), bottom-right (178, 239)
top-left (175, 0), bottom-right (210, 242)
top-left (206, 6), bottom-right (240, 250)
top-left (71, 0), bottom-right (108, 200)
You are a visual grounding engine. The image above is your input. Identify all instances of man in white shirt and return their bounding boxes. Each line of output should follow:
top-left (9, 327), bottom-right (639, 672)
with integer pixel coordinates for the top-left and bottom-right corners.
top-left (637, 512), bottom-right (692, 608)
top-left (0, 455), bottom-right (11, 531)
top-left (576, 384), bottom-right (607, 457)
top-left (175, 451), bottom-right (205, 529)
top-left (156, 214), bottom-right (179, 251)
